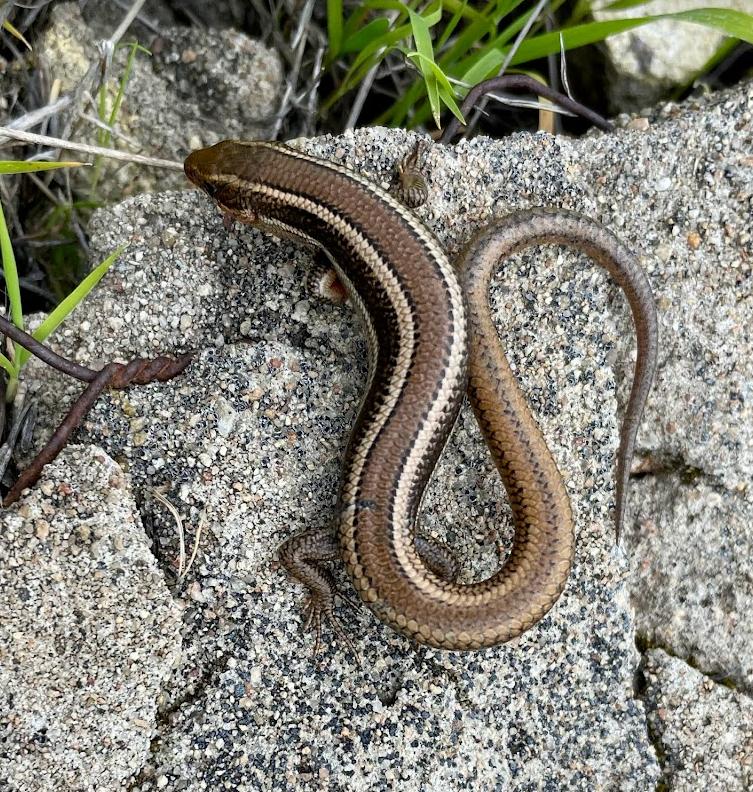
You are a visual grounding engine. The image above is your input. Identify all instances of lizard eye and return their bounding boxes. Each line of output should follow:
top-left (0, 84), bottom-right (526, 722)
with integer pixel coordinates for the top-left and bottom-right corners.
top-left (203, 182), bottom-right (218, 197)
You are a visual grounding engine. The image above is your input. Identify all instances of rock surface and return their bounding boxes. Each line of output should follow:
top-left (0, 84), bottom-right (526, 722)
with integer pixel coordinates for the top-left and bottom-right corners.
top-left (38, 3), bottom-right (282, 197)
top-left (641, 649), bottom-right (753, 790)
top-left (5, 78), bottom-right (753, 789)
top-left (18, 176), bottom-right (658, 788)
top-left (0, 446), bottom-right (182, 792)
top-left (629, 475), bottom-right (753, 689)
top-left (591, 0), bottom-right (753, 111)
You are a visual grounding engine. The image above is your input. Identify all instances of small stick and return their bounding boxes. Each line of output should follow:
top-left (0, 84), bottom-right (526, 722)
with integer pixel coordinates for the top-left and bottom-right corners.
top-left (3, 351), bottom-right (192, 506)
top-left (0, 314), bottom-right (99, 382)
top-left (3, 365), bottom-right (115, 505)
top-left (0, 318), bottom-right (192, 505)
top-left (440, 74), bottom-right (613, 145)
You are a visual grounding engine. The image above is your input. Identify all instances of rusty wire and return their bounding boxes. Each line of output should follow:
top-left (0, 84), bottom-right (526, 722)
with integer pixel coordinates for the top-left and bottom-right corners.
top-left (0, 315), bottom-right (192, 505)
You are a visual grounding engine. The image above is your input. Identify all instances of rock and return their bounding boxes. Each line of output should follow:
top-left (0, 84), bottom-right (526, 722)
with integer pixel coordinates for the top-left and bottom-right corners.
top-left (0, 446), bottom-right (182, 792)
top-left (16, 131), bottom-right (660, 788)
top-left (9, 79), bottom-right (753, 790)
top-left (627, 475), bottom-right (753, 689)
top-left (590, 0), bottom-right (753, 112)
top-left (641, 649), bottom-right (753, 789)
top-left (37, 3), bottom-right (282, 198)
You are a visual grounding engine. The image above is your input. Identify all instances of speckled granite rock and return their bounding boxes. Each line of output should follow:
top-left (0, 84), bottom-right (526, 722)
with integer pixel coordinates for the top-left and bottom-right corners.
top-left (641, 649), bottom-right (753, 789)
top-left (18, 181), bottom-right (657, 787)
top-left (628, 475), bottom-right (753, 691)
top-left (616, 84), bottom-right (753, 700)
top-left (39, 3), bottom-right (282, 196)
top-left (0, 446), bottom-right (182, 792)
top-left (590, 0), bottom-right (753, 111)
top-left (9, 80), bottom-right (753, 788)
top-left (15, 147), bottom-right (660, 788)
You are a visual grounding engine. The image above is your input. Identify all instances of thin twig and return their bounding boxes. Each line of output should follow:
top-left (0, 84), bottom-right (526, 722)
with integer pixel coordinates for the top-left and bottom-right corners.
top-left (181, 513), bottom-right (204, 581)
top-left (109, 0), bottom-right (148, 49)
top-left (455, 89), bottom-right (572, 116)
top-left (559, 33), bottom-right (571, 99)
top-left (0, 96), bottom-right (74, 140)
top-left (439, 75), bottom-right (613, 145)
top-left (345, 63), bottom-right (381, 131)
top-left (110, 0), bottom-right (163, 35)
top-left (0, 127), bottom-right (183, 169)
top-left (537, 15), bottom-right (558, 135)
top-left (270, 0), bottom-right (316, 139)
top-left (302, 43), bottom-right (326, 137)
top-left (79, 109), bottom-right (142, 148)
top-left (150, 488), bottom-right (186, 577)
top-left (0, 313), bottom-right (99, 382)
top-left (26, 172), bottom-right (62, 206)
top-left (2, 352), bottom-right (193, 506)
top-left (2, 364), bottom-right (115, 505)
top-left (346, 8), bottom-right (401, 131)
top-left (0, 397), bottom-right (33, 482)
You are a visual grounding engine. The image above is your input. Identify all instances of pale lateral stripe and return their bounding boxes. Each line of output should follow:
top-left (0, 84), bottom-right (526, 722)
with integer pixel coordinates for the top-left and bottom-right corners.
top-left (239, 183), bottom-right (419, 522)
top-left (232, 160), bottom-right (468, 604)
top-left (247, 141), bottom-right (451, 279)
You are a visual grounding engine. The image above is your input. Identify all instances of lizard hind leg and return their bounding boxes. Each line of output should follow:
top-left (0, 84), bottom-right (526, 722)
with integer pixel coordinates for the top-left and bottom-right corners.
top-left (306, 141), bottom-right (431, 309)
top-left (415, 535), bottom-right (461, 582)
top-left (278, 527), bottom-right (361, 660)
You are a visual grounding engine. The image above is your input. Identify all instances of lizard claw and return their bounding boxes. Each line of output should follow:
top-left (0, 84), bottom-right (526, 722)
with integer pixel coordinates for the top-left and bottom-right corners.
top-left (299, 594), bottom-right (361, 664)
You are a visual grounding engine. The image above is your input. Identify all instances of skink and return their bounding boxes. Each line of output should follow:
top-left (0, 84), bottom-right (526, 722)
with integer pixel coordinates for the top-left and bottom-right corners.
top-left (184, 140), bottom-right (657, 651)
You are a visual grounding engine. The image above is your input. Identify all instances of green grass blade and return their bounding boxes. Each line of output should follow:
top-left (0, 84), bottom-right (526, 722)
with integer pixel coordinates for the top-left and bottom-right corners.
top-left (341, 17), bottom-right (392, 53)
top-left (406, 5), bottom-right (443, 127)
top-left (360, 0), bottom-right (412, 10)
top-left (0, 160), bottom-right (88, 174)
top-left (342, 4), bottom-right (370, 41)
top-left (436, 1), bottom-right (470, 49)
top-left (17, 244), bottom-right (126, 368)
top-left (107, 43), bottom-right (149, 131)
top-left (507, 10), bottom-right (753, 66)
top-left (382, 0), bottom-right (522, 125)
top-left (602, 0), bottom-right (663, 10)
top-left (0, 197), bottom-right (23, 332)
top-left (0, 195), bottom-right (23, 389)
top-left (346, 21), bottom-right (411, 75)
top-left (437, 82), bottom-right (466, 125)
top-left (327, 0), bottom-right (344, 58)
top-left (407, 3), bottom-right (749, 128)
top-left (2, 19), bottom-right (31, 51)
top-left (93, 42), bottom-right (149, 191)
top-left (449, 0), bottom-right (555, 80)
top-left (406, 50), bottom-right (465, 125)
top-left (404, 51), bottom-right (437, 127)
top-left (671, 8), bottom-right (753, 41)
top-left (323, 21), bottom-right (413, 110)
top-left (0, 352), bottom-right (16, 378)
top-left (458, 46), bottom-right (511, 86)
top-left (437, 0), bottom-right (523, 68)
